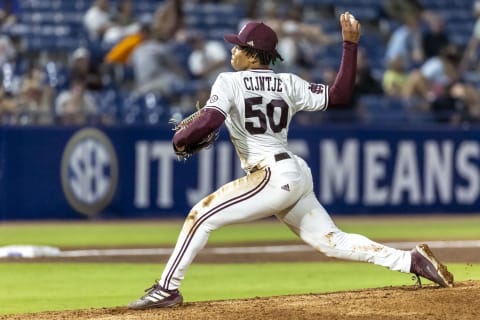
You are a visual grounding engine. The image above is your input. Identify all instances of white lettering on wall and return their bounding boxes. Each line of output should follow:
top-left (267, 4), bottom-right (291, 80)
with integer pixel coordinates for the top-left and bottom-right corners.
top-left (391, 142), bottom-right (421, 204)
top-left (364, 141), bottom-right (389, 205)
top-left (320, 139), bottom-right (359, 204)
top-left (456, 141), bottom-right (480, 203)
top-left (134, 142), bottom-right (149, 208)
top-left (133, 138), bottom-right (480, 210)
top-left (134, 141), bottom-right (176, 208)
top-left (150, 143), bottom-right (175, 207)
top-left (424, 141), bottom-right (453, 204)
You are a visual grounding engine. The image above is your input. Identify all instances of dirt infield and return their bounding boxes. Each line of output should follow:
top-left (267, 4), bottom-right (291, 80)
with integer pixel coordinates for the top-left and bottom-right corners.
top-left (2, 280), bottom-right (479, 320)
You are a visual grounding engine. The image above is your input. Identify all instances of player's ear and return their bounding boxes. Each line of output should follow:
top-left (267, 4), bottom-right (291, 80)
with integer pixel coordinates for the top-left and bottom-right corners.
top-left (248, 54), bottom-right (258, 64)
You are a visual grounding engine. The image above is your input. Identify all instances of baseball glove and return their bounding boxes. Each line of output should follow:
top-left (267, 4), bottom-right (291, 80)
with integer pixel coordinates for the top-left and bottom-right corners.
top-left (169, 103), bottom-right (219, 160)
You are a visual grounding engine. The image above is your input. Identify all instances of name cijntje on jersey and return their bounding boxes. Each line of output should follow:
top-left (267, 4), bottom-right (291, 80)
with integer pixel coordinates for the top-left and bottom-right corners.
top-left (242, 75), bottom-right (283, 92)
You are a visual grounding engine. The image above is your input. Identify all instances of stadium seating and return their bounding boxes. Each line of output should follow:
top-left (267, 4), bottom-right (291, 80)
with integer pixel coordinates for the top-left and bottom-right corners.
top-left (2, 0), bottom-right (477, 126)
top-left (119, 91), bottom-right (170, 126)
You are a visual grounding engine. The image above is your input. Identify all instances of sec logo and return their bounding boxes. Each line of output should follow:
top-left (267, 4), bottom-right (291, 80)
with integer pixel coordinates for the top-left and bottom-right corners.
top-left (61, 128), bottom-right (118, 217)
top-left (209, 95), bottom-right (218, 103)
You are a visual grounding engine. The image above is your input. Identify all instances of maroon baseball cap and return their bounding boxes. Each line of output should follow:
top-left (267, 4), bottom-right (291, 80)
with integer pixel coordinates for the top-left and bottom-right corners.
top-left (224, 21), bottom-right (279, 53)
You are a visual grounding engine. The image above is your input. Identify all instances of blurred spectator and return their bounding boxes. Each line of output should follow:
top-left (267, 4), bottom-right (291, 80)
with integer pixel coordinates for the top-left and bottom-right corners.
top-left (384, 13), bottom-right (424, 71)
top-left (382, 56), bottom-right (408, 98)
top-left (277, 4), bottom-right (333, 69)
top-left (0, 34), bottom-right (15, 66)
top-left (404, 44), bottom-right (462, 101)
top-left (422, 14), bottom-right (449, 60)
top-left (241, 1), bottom-right (333, 70)
top-left (460, 0), bottom-right (480, 73)
top-left (84, 0), bottom-right (139, 45)
top-left (431, 82), bottom-right (480, 124)
top-left (187, 33), bottom-right (229, 84)
top-left (384, 0), bottom-right (426, 26)
top-left (0, 85), bottom-right (16, 124)
top-left (113, 0), bottom-right (136, 27)
top-left (453, 87), bottom-right (480, 124)
top-left (1, 52), bottom-right (22, 98)
top-left (104, 0), bottom-right (142, 45)
top-left (384, 0), bottom-right (440, 29)
top-left (239, 0), bottom-right (282, 33)
top-left (104, 17), bottom-right (153, 66)
top-left (54, 76), bottom-right (99, 126)
top-left (0, 63), bottom-right (54, 126)
top-left (84, 0), bottom-right (114, 42)
top-left (152, 0), bottom-right (187, 42)
top-left (347, 48), bottom-right (383, 122)
top-left (0, 0), bottom-right (20, 28)
top-left (354, 48), bottom-right (383, 97)
top-left (103, 21), bottom-right (152, 90)
top-left (17, 64), bottom-right (54, 125)
top-left (403, 44), bottom-right (480, 123)
top-left (129, 24), bottom-right (187, 97)
top-left (69, 47), bottom-right (104, 91)
top-left (383, 0), bottom-right (447, 68)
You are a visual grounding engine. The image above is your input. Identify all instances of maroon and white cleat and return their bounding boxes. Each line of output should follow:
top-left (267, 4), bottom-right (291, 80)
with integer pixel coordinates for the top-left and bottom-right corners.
top-left (128, 282), bottom-right (183, 309)
top-left (410, 244), bottom-right (454, 288)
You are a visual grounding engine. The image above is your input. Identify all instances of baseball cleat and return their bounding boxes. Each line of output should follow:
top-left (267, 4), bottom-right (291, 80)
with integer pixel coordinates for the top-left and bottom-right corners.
top-left (128, 282), bottom-right (183, 309)
top-left (410, 244), bottom-right (454, 288)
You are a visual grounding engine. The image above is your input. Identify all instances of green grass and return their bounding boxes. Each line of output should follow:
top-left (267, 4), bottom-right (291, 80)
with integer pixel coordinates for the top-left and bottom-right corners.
top-left (0, 216), bottom-right (479, 315)
top-left (335, 216), bottom-right (480, 240)
top-left (1, 216), bottom-right (479, 247)
top-left (0, 223), bottom-right (184, 247)
top-left (1, 262), bottom-right (478, 315)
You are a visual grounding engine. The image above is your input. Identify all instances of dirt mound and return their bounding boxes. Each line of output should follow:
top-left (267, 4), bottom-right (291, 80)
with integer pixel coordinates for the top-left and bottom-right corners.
top-left (3, 280), bottom-right (479, 320)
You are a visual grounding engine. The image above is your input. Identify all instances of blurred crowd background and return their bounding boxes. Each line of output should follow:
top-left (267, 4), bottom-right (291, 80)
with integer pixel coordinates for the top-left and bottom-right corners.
top-left (0, 0), bottom-right (479, 127)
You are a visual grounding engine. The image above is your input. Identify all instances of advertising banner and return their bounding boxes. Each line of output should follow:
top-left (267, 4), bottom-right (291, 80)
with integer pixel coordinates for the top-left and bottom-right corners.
top-left (0, 125), bottom-right (479, 220)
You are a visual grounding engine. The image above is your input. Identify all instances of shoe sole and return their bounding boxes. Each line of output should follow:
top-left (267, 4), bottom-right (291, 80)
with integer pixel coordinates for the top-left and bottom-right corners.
top-left (128, 295), bottom-right (183, 310)
top-left (416, 244), bottom-right (454, 288)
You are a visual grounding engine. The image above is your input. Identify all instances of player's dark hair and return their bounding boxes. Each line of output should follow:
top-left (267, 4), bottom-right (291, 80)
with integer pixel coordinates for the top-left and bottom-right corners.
top-left (240, 46), bottom-right (284, 66)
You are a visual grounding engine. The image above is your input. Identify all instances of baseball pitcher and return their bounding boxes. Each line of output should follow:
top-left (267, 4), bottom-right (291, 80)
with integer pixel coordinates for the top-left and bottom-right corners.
top-left (128, 12), bottom-right (454, 309)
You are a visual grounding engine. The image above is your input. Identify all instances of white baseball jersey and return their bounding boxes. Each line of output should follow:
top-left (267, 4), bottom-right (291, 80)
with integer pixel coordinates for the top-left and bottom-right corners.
top-left (158, 68), bottom-right (412, 292)
top-left (204, 69), bottom-right (328, 171)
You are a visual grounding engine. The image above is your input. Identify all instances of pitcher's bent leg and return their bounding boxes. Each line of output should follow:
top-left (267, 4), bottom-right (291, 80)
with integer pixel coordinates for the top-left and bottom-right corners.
top-left (159, 216), bottom-right (211, 290)
top-left (278, 192), bottom-right (411, 273)
top-left (160, 168), bottom-right (291, 290)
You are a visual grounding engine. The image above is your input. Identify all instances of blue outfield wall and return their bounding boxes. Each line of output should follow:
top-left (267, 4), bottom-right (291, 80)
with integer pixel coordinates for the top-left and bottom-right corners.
top-left (0, 125), bottom-right (479, 220)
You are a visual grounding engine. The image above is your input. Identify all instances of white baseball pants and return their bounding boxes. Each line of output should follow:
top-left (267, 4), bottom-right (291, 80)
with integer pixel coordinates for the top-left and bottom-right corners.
top-left (159, 153), bottom-right (411, 290)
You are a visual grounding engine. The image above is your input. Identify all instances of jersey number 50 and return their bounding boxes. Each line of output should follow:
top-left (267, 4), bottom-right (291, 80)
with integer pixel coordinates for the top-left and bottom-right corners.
top-left (244, 97), bottom-right (288, 134)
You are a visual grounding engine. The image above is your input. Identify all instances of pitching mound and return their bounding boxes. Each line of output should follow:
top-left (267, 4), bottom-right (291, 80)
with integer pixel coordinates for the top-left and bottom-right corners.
top-left (3, 280), bottom-right (479, 320)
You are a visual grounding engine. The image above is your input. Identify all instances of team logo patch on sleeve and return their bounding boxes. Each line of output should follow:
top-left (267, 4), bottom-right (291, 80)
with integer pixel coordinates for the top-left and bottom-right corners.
top-left (209, 95), bottom-right (219, 103)
top-left (308, 83), bottom-right (324, 94)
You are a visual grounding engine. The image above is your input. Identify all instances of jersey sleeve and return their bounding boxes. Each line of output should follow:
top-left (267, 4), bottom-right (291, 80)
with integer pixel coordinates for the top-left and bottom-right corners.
top-left (290, 74), bottom-right (328, 112)
top-left (203, 73), bottom-right (233, 117)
